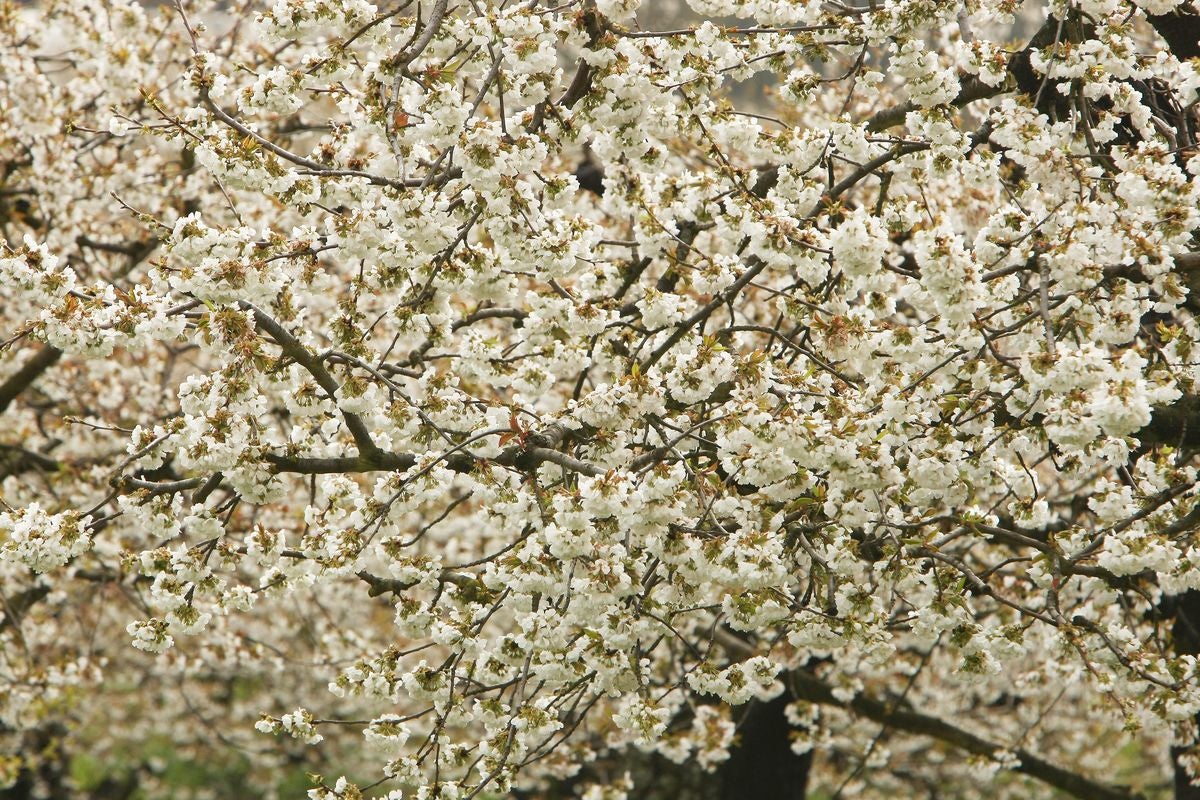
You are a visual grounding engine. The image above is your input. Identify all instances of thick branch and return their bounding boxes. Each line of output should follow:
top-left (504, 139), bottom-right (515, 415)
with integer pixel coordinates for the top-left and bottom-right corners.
top-left (866, 77), bottom-right (1000, 133)
top-left (118, 476), bottom-right (204, 495)
top-left (517, 446), bottom-right (604, 477)
top-left (0, 585), bottom-right (50, 634)
top-left (788, 670), bottom-right (1140, 800)
top-left (1140, 393), bottom-right (1200, 449)
top-left (394, 0), bottom-right (448, 71)
top-left (1146, 6), bottom-right (1200, 62)
top-left (0, 443), bottom-right (60, 476)
top-left (202, 91), bottom-right (412, 191)
top-left (356, 568), bottom-right (476, 598)
top-left (0, 344), bottom-right (61, 415)
top-left (264, 452), bottom-right (417, 474)
top-left (243, 303), bottom-right (386, 461)
top-left (264, 425), bottom-right (602, 477)
top-left (865, 15), bottom-right (1064, 133)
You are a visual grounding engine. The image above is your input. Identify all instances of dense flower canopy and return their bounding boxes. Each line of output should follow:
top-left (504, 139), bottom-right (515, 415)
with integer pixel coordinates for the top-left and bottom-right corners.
top-left (3, 0), bottom-right (1200, 797)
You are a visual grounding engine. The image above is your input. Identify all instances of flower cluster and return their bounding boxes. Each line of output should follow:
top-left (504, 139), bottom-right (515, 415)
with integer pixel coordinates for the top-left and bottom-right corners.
top-left (4, 0), bottom-right (1200, 798)
top-left (0, 504), bottom-right (91, 573)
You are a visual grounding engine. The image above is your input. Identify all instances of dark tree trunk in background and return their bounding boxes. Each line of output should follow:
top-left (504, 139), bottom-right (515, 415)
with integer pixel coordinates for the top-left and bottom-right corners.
top-left (0, 725), bottom-right (69, 800)
top-left (1138, 10), bottom-right (1200, 783)
top-left (720, 691), bottom-right (812, 800)
top-left (1146, 7), bottom-right (1200, 62)
top-left (1171, 590), bottom-right (1200, 800)
top-left (513, 690), bottom-right (812, 800)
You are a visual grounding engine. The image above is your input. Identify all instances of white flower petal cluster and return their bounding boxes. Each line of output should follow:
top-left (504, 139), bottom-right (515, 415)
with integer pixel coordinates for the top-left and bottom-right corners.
top-left (256, 707), bottom-right (325, 744)
top-left (0, 504), bottom-right (91, 573)
top-left (6, 0), bottom-right (1200, 797)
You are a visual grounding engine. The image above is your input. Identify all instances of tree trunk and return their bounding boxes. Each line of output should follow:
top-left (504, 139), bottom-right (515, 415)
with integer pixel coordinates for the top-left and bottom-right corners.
top-left (720, 691), bottom-right (812, 800)
top-left (1172, 590), bottom-right (1200, 800)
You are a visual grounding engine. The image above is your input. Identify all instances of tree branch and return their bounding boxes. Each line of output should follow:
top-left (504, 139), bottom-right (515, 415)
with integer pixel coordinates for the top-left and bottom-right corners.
top-left (242, 303), bottom-right (388, 463)
top-left (1146, 5), bottom-right (1200, 62)
top-left (787, 669), bottom-right (1141, 800)
top-left (0, 344), bottom-right (61, 415)
top-left (866, 76), bottom-right (1000, 133)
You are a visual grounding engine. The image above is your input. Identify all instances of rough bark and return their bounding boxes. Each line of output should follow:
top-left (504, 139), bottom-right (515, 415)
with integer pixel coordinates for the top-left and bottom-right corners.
top-left (786, 670), bottom-right (1140, 800)
top-left (1171, 591), bottom-right (1200, 800)
top-left (1147, 7), bottom-right (1200, 62)
top-left (0, 344), bottom-right (60, 416)
top-left (720, 691), bottom-right (812, 800)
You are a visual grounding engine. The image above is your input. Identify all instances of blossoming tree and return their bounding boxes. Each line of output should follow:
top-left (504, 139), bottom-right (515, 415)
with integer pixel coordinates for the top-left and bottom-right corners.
top-left (4, 0), bottom-right (1200, 797)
